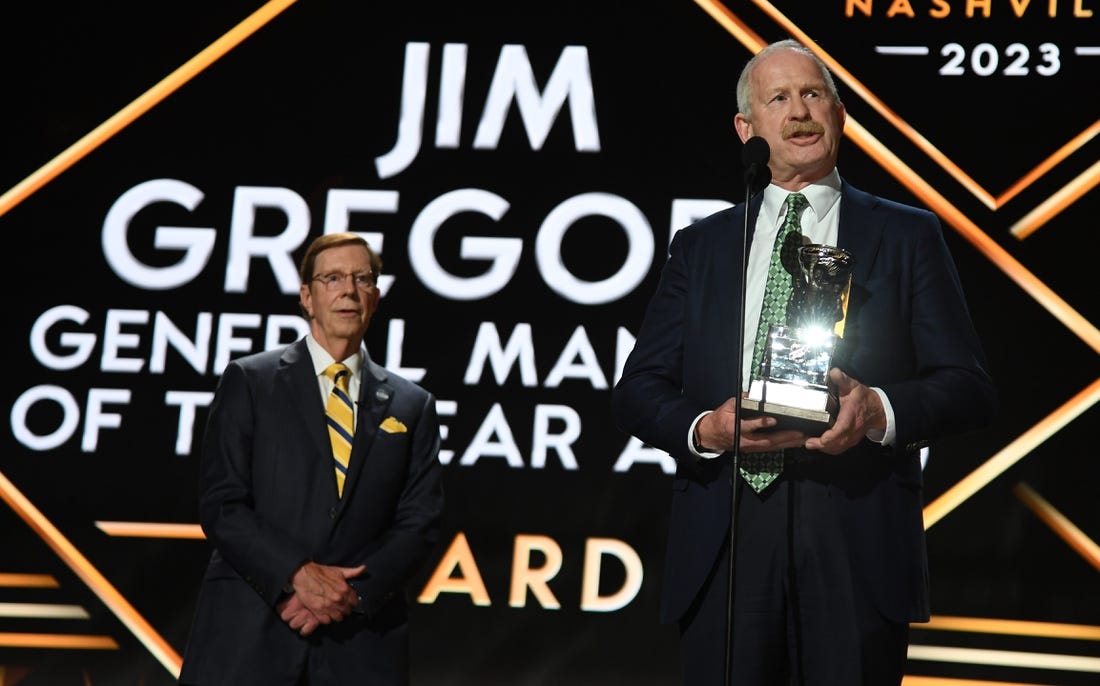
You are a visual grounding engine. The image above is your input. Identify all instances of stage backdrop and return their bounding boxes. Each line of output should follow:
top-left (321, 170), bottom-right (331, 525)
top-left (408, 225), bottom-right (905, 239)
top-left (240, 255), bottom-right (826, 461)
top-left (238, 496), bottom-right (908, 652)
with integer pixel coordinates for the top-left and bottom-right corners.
top-left (2, 1), bottom-right (1097, 684)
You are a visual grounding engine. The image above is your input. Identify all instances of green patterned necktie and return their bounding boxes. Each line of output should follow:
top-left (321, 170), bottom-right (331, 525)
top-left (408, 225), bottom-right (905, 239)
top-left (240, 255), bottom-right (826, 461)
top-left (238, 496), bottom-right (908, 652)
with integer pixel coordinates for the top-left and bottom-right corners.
top-left (740, 192), bottom-right (808, 494)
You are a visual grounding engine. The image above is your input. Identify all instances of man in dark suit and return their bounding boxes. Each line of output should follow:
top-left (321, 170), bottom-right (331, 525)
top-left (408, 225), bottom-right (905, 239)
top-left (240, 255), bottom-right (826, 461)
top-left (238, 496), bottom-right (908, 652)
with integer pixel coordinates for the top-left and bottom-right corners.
top-left (612, 40), bottom-right (996, 685)
top-left (180, 233), bottom-right (443, 685)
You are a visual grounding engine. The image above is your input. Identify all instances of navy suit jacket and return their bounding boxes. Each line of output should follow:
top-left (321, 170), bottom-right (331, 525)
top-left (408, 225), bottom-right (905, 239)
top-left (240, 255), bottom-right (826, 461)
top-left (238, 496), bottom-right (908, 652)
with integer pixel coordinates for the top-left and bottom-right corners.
top-left (612, 181), bottom-right (995, 626)
top-left (180, 338), bottom-right (443, 685)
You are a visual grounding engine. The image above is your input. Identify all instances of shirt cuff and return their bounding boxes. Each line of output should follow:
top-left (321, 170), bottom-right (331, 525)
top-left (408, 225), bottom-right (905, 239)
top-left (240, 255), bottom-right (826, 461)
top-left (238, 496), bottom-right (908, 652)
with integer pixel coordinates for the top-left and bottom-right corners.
top-left (688, 411), bottom-right (723, 460)
top-left (867, 387), bottom-right (896, 446)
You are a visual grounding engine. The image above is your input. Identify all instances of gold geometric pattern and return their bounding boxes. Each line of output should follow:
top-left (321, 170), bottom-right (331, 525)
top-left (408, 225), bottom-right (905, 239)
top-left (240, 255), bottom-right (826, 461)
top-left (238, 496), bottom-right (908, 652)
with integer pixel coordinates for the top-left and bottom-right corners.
top-left (0, 2), bottom-right (297, 679)
top-left (0, 470), bottom-right (175, 672)
top-left (0, 0), bottom-right (298, 221)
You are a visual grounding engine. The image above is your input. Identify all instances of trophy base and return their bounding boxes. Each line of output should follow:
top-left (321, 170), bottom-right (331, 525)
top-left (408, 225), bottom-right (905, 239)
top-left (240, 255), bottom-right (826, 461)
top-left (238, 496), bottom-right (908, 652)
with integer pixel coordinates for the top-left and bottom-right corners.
top-left (741, 397), bottom-right (834, 435)
top-left (745, 379), bottom-right (836, 435)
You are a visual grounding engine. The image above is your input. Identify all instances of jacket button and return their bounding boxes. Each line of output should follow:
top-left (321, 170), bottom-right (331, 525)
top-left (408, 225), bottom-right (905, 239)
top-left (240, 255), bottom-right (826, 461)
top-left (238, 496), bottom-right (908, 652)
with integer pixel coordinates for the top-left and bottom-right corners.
top-left (329, 507), bottom-right (337, 519)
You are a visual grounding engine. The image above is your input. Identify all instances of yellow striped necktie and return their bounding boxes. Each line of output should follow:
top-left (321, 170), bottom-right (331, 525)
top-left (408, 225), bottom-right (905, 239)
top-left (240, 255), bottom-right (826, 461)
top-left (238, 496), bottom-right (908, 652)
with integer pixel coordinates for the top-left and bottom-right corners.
top-left (324, 363), bottom-right (354, 496)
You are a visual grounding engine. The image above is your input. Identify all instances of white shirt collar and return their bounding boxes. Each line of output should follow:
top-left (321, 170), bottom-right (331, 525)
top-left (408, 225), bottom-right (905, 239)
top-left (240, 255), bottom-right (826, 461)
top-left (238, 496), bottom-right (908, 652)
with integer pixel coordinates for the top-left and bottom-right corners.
top-left (304, 334), bottom-right (363, 379)
top-left (760, 168), bottom-right (842, 226)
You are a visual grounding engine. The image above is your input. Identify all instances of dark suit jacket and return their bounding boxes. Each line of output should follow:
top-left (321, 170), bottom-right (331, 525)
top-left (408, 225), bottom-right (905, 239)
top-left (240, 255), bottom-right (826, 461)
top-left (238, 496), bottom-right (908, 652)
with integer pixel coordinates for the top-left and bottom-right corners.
top-left (180, 338), bottom-right (443, 685)
top-left (612, 181), bottom-right (995, 626)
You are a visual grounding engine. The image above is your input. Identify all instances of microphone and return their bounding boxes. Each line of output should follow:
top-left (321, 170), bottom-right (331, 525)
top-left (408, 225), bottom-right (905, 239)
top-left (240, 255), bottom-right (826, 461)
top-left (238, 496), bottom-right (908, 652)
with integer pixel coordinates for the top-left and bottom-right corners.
top-left (725, 134), bottom-right (770, 686)
top-left (741, 136), bottom-right (771, 194)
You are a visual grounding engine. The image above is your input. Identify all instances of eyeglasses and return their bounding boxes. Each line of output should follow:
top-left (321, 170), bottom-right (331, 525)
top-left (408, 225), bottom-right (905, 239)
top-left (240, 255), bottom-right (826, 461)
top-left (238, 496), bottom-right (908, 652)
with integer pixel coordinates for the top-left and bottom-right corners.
top-left (311, 272), bottom-right (375, 291)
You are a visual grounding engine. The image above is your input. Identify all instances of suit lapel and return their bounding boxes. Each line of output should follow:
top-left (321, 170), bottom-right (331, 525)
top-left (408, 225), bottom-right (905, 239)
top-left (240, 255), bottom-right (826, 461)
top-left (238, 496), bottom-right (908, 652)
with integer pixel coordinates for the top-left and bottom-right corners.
top-left (833, 182), bottom-right (888, 372)
top-left (337, 355), bottom-right (394, 511)
top-left (836, 182), bottom-right (884, 286)
top-left (279, 340), bottom-right (331, 463)
top-left (712, 197), bottom-right (761, 398)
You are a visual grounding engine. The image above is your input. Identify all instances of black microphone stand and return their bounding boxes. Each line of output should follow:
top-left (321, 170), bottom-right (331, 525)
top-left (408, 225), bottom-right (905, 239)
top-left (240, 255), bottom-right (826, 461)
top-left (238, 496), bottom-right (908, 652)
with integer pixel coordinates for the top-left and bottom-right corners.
top-left (724, 140), bottom-right (769, 686)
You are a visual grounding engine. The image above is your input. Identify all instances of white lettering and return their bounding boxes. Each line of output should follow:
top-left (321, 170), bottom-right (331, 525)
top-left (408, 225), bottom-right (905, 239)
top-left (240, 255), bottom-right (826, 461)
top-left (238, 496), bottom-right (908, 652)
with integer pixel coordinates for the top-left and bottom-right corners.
top-left (264, 314), bottom-right (309, 351)
top-left (435, 399), bottom-right (458, 465)
top-left (385, 318), bottom-right (427, 382)
top-left (150, 312), bottom-right (212, 374)
top-left (102, 178), bottom-right (216, 290)
top-left (375, 42), bottom-right (430, 179)
top-left (464, 322), bottom-right (537, 386)
top-left (224, 186), bottom-right (310, 294)
top-left (10, 385), bottom-right (81, 451)
top-left (436, 43), bottom-right (468, 148)
top-left (101, 309), bottom-right (149, 373)
top-left (544, 326), bottom-right (607, 389)
top-left (212, 313), bottom-right (262, 375)
top-left (474, 45), bottom-right (600, 152)
top-left (613, 437), bottom-right (676, 475)
top-left (459, 403), bottom-right (523, 467)
top-left (536, 193), bottom-right (652, 305)
top-left (82, 389), bottom-right (131, 452)
top-left (531, 404), bottom-right (581, 470)
top-left (165, 390), bottom-right (214, 455)
top-left (30, 305), bottom-right (96, 370)
top-left (408, 188), bottom-right (521, 299)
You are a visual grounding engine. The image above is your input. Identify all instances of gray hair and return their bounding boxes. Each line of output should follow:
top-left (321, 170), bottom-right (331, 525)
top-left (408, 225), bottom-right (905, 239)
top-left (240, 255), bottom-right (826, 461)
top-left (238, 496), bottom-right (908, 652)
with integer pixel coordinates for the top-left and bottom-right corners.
top-left (736, 39), bottom-right (842, 120)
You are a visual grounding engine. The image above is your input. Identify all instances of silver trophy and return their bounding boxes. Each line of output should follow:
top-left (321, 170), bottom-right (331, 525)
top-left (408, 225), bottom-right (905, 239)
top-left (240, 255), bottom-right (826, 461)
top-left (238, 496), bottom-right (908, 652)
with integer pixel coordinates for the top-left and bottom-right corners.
top-left (745, 244), bottom-right (855, 434)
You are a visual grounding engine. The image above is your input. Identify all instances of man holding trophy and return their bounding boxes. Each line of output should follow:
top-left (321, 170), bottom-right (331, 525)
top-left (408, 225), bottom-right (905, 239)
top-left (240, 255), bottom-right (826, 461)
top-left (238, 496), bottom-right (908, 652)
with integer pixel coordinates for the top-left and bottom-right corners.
top-left (612, 39), bottom-right (996, 685)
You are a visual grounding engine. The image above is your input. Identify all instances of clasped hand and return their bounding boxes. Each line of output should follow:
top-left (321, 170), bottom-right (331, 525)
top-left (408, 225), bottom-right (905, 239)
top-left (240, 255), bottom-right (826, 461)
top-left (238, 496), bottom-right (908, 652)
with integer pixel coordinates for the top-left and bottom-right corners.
top-left (275, 561), bottom-right (365, 636)
top-left (695, 369), bottom-right (884, 455)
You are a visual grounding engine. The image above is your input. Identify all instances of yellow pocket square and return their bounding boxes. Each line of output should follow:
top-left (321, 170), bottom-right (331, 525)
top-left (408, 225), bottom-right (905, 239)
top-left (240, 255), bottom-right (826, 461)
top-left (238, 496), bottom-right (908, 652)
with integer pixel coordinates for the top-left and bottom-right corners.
top-left (380, 416), bottom-right (407, 434)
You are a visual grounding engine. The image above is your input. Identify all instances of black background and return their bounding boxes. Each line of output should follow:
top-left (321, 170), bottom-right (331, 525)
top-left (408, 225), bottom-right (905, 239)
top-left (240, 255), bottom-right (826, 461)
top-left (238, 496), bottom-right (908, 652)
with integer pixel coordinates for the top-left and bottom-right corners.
top-left (1, 1), bottom-right (1097, 684)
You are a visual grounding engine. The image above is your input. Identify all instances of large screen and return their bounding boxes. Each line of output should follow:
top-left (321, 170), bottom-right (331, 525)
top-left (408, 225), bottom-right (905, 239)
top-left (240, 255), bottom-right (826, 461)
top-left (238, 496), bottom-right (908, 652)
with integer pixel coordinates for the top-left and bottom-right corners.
top-left (2, 1), bottom-right (1097, 684)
